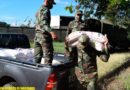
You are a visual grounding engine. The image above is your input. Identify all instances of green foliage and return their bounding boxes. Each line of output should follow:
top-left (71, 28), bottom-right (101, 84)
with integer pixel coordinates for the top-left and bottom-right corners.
top-left (65, 4), bottom-right (74, 13)
top-left (65, 0), bottom-right (130, 27)
top-left (97, 0), bottom-right (130, 27)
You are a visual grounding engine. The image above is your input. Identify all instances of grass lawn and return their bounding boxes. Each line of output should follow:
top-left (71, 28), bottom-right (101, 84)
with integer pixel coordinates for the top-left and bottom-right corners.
top-left (30, 41), bottom-right (65, 53)
top-left (97, 52), bottom-right (130, 78)
top-left (53, 42), bottom-right (65, 53)
top-left (97, 52), bottom-right (130, 89)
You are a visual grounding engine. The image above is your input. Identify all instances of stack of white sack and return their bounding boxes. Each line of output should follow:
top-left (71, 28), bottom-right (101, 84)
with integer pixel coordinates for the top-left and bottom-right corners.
top-left (0, 48), bottom-right (18, 59)
top-left (15, 48), bottom-right (67, 64)
top-left (66, 31), bottom-right (108, 52)
top-left (15, 48), bottom-right (34, 62)
top-left (0, 48), bottom-right (67, 65)
top-left (0, 48), bottom-right (34, 62)
top-left (15, 49), bottom-right (68, 64)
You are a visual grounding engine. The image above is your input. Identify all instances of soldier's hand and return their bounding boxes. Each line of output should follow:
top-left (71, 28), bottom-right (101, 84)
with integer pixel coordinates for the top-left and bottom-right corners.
top-left (76, 43), bottom-right (86, 50)
top-left (50, 31), bottom-right (58, 41)
top-left (104, 34), bottom-right (108, 48)
top-left (99, 54), bottom-right (109, 62)
top-left (36, 25), bottom-right (41, 30)
top-left (64, 47), bottom-right (70, 58)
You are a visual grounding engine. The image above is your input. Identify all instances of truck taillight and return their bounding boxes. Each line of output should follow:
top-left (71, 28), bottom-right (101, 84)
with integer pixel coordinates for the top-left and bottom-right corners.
top-left (45, 73), bottom-right (57, 90)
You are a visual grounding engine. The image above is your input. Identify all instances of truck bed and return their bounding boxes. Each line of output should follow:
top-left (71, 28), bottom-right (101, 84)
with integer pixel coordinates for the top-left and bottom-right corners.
top-left (0, 33), bottom-right (77, 90)
top-left (0, 54), bottom-right (76, 90)
top-left (0, 48), bottom-right (69, 65)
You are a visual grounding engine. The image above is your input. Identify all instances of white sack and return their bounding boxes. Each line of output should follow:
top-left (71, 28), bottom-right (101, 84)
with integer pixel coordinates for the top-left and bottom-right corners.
top-left (0, 48), bottom-right (67, 65)
top-left (0, 48), bottom-right (18, 59)
top-left (66, 31), bottom-right (107, 51)
top-left (15, 48), bottom-right (34, 62)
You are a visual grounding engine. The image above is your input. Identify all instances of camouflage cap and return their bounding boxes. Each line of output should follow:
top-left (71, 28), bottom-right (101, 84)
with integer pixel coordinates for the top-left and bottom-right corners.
top-left (45, 0), bottom-right (56, 5)
top-left (76, 10), bottom-right (83, 15)
top-left (52, 0), bottom-right (56, 5)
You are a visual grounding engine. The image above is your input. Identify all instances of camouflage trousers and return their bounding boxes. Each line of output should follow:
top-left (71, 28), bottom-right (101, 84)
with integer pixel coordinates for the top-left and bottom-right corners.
top-left (34, 31), bottom-right (54, 64)
top-left (75, 67), bottom-right (97, 90)
top-left (75, 50), bottom-right (98, 90)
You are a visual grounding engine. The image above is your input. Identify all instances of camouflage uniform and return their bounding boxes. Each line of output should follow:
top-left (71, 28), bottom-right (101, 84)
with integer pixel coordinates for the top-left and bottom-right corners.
top-left (75, 35), bottom-right (110, 90)
top-left (65, 10), bottom-right (87, 61)
top-left (65, 10), bottom-right (109, 90)
top-left (34, 5), bottom-right (53, 64)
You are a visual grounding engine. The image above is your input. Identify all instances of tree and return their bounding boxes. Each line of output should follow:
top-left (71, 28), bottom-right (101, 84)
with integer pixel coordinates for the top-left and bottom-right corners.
top-left (65, 0), bottom-right (130, 27)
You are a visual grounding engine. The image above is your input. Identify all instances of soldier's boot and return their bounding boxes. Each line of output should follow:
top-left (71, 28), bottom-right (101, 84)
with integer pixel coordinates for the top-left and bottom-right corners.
top-left (44, 59), bottom-right (52, 65)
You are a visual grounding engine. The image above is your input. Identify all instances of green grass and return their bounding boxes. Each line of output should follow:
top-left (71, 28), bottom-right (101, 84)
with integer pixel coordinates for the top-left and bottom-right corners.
top-left (118, 68), bottom-right (130, 90)
top-left (97, 52), bottom-right (130, 78)
top-left (30, 41), bottom-right (65, 53)
top-left (53, 42), bottom-right (64, 53)
top-left (98, 52), bottom-right (130, 89)
top-left (124, 74), bottom-right (130, 90)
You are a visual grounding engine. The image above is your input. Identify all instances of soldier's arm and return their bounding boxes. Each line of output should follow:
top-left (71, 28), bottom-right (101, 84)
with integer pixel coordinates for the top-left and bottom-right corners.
top-left (99, 35), bottom-right (110, 62)
top-left (66, 22), bottom-right (72, 36)
top-left (65, 22), bottom-right (72, 48)
top-left (64, 22), bottom-right (73, 55)
top-left (40, 7), bottom-right (52, 32)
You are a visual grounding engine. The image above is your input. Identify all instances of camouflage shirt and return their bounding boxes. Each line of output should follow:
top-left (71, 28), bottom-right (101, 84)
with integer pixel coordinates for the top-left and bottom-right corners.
top-left (35, 5), bottom-right (51, 33)
top-left (66, 20), bottom-right (87, 36)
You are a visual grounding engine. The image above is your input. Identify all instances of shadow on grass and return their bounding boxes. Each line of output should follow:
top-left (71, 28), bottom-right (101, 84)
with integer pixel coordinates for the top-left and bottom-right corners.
top-left (97, 58), bottom-right (130, 90)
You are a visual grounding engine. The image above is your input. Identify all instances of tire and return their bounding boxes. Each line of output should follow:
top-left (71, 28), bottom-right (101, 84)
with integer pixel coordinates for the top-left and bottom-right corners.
top-left (3, 82), bottom-right (18, 86)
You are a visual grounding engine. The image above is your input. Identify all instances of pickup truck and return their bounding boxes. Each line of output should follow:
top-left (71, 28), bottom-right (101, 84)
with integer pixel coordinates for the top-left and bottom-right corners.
top-left (0, 34), bottom-right (76, 90)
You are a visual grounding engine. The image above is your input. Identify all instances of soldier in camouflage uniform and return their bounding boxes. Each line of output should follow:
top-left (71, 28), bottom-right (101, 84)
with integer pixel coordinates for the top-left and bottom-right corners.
top-left (34, 0), bottom-right (56, 65)
top-left (65, 10), bottom-right (109, 90)
top-left (64, 10), bottom-right (87, 90)
top-left (75, 34), bottom-right (110, 90)
top-left (65, 10), bottom-right (87, 61)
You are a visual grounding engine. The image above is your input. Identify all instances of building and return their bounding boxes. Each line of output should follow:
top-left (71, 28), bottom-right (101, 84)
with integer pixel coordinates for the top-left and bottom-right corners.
top-left (51, 15), bottom-right (74, 29)
top-left (0, 16), bottom-right (75, 41)
top-left (50, 16), bottom-right (74, 41)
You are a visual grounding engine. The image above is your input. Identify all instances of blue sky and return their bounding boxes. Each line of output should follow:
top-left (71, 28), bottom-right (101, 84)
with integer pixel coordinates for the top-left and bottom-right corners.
top-left (0, 0), bottom-right (76, 26)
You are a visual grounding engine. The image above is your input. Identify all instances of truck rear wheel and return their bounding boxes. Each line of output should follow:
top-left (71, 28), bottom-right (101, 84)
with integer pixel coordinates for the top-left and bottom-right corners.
top-left (3, 82), bottom-right (18, 86)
